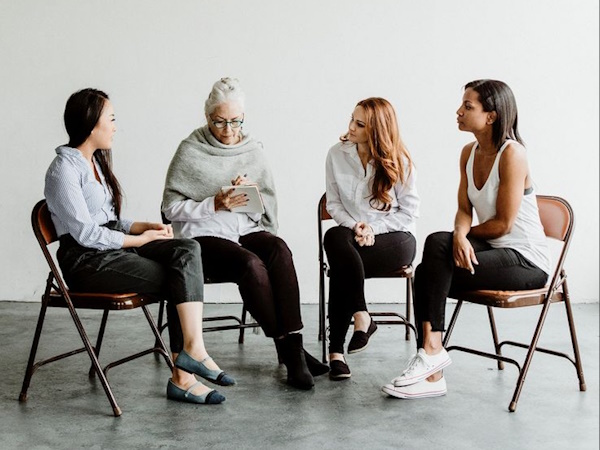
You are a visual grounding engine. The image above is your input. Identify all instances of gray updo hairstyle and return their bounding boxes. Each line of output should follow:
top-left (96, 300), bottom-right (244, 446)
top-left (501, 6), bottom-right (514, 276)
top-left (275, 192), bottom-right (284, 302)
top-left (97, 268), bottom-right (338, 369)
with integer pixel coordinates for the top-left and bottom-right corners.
top-left (204, 77), bottom-right (246, 115)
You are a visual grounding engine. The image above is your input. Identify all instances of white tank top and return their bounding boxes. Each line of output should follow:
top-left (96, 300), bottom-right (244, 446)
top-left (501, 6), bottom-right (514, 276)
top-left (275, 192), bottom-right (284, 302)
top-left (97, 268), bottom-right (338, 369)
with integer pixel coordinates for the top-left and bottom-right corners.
top-left (466, 140), bottom-right (551, 275)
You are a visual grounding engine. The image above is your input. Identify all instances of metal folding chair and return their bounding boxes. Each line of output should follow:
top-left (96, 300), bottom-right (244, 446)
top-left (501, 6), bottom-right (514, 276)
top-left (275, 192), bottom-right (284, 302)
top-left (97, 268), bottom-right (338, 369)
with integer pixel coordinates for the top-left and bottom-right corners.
top-left (443, 195), bottom-right (586, 412)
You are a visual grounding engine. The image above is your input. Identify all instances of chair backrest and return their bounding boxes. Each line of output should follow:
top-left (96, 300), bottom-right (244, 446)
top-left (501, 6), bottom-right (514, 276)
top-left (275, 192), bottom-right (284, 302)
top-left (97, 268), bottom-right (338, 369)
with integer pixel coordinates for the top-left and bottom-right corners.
top-left (536, 195), bottom-right (574, 295)
top-left (318, 193), bottom-right (332, 222)
top-left (537, 195), bottom-right (573, 242)
top-left (32, 199), bottom-right (58, 247)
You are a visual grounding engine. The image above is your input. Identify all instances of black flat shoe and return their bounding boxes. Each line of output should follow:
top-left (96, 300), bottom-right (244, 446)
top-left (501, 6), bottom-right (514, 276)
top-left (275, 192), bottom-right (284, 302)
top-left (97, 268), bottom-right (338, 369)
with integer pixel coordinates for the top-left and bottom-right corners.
top-left (347, 318), bottom-right (378, 354)
top-left (329, 359), bottom-right (351, 381)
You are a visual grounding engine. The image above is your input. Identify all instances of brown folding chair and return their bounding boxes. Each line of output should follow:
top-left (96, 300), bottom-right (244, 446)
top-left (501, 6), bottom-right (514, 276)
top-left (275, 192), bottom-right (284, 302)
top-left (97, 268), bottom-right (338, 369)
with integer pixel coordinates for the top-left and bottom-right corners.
top-left (443, 195), bottom-right (586, 412)
top-left (20, 200), bottom-right (174, 417)
top-left (155, 211), bottom-right (261, 346)
top-left (317, 193), bottom-right (417, 362)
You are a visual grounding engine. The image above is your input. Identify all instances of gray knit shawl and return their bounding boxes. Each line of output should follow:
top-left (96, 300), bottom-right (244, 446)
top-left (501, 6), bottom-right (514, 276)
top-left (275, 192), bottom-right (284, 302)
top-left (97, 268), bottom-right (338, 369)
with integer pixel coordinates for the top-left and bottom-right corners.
top-left (162, 126), bottom-right (278, 234)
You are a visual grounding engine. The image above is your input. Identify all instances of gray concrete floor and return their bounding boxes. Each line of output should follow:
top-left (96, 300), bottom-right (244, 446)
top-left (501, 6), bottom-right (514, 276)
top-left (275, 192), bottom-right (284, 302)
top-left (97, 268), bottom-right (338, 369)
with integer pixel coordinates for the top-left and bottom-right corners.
top-left (1, 301), bottom-right (598, 450)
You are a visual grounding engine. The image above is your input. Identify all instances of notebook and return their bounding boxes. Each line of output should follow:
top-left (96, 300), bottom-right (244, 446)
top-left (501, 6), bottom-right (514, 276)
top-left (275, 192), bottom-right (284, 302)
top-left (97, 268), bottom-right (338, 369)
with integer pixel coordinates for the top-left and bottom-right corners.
top-left (221, 185), bottom-right (265, 214)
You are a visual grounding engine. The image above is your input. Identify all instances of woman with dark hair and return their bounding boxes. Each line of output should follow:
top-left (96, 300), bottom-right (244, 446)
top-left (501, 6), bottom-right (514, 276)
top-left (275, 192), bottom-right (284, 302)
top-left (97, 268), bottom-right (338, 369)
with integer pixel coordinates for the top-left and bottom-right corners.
top-left (45, 88), bottom-right (234, 405)
top-left (382, 79), bottom-right (551, 399)
top-left (324, 97), bottom-right (420, 380)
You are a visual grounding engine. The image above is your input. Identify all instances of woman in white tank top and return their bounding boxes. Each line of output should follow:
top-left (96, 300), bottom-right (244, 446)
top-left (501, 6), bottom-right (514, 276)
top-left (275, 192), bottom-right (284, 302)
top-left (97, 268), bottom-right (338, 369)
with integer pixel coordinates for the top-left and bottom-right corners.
top-left (381, 80), bottom-right (550, 400)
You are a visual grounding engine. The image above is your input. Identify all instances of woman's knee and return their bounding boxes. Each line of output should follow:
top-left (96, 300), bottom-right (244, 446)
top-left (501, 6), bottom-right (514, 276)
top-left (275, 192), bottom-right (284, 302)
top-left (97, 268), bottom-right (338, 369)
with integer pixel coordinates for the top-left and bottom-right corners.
top-left (423, 231), bottom-right (453, 258)
top-left (323, 226), bottom-right (353, 253)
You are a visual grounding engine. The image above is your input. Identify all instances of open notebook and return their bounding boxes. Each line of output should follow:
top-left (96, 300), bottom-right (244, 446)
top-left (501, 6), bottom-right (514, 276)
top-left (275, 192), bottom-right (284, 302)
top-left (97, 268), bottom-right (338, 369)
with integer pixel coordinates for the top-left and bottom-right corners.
top-left (221, 185), bottom-right (265, 214)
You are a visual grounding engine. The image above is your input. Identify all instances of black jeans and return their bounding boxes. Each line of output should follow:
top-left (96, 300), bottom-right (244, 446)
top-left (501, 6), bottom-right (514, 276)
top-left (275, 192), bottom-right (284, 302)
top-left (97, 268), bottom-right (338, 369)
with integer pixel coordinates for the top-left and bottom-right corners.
top-left (323, 226), bottom-right (417, 354)
top-left (194, 231), bottom-right (303, 338)
top-left (414, 231), bottom-right (548, 348)
top-left (57, 232), bottom-right (203, 353)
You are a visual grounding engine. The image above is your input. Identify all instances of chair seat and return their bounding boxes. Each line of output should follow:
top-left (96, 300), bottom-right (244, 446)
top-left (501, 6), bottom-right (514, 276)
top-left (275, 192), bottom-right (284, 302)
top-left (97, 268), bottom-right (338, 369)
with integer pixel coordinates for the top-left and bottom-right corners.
top-left (453, 286), bottom-right (564, 308)
top-left (377, 265), bottom-right (414, 278)
top-left (49, 290), bottom-right (159, 310)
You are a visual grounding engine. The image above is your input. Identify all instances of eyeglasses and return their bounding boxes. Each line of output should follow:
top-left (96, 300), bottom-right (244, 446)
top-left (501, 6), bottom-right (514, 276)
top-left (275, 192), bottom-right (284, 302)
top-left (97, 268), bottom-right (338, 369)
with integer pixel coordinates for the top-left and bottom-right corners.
top-left (211, 117), bottom-right (244, 129)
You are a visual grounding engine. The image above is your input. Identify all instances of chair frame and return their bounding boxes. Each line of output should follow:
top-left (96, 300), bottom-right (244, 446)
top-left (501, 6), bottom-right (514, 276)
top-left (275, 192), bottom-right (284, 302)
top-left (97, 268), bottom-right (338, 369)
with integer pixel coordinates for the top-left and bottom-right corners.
top-left (317, 193), bottom-right (417, 362)
top-left (442, 195), bottom-right (586, 412)
top-left (155, 211), bottom-right (261, 346)
top-left (20, 200), bottom-right (174, 417)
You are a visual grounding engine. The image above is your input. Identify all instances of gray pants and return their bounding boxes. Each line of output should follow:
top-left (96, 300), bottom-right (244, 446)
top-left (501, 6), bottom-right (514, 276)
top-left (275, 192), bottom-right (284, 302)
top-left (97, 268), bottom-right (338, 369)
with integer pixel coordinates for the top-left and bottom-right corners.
top-left (57, 233), bottom-right (203, 353)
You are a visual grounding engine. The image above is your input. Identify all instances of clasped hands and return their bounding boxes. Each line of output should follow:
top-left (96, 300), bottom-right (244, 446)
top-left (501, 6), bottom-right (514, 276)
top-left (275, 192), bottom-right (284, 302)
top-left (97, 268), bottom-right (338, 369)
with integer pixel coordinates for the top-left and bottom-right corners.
top-left (354, 222), bottom-right (375, 247)
top-left (214, 174), bottom-right (255, 211)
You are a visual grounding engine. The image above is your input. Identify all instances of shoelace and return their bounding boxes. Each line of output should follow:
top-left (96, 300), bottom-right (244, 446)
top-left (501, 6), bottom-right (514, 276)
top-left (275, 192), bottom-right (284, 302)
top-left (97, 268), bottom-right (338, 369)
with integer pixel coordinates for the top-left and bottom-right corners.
top-left (401, 352), bottom-right (431, 377)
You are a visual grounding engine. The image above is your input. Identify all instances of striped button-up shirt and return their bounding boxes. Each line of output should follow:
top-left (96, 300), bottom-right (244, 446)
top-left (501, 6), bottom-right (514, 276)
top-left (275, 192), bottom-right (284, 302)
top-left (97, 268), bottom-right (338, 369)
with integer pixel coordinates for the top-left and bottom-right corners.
top-left (44, 146), bottom-right (133, 250)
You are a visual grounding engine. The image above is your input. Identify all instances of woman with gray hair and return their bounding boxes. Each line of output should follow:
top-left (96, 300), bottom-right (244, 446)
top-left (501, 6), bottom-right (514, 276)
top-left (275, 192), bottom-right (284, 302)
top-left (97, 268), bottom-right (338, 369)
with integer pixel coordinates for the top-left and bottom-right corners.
top-left (162, 77), bottom-right (328, 390)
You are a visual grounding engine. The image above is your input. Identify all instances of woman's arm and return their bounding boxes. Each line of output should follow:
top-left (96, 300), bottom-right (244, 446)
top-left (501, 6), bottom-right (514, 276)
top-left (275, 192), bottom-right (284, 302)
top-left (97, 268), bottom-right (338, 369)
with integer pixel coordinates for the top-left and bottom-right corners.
top-left (325, 149), bottom-right (357, 229)
top-left (45, 167), bottom-right (126, 251)
top-left (368, 164), bottom-right (420, 235)
top-left (453, 144), bottom-right (477, 273)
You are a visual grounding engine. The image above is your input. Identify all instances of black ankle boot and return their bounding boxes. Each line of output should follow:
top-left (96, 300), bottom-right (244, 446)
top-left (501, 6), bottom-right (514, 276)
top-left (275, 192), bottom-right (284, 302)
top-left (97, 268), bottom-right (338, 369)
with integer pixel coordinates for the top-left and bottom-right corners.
top-left (303, 350), bottom-right (330, 377)
top-left (274, 339), bottom-right (329, 377)
top-left (276, 334), bottom-right (314, 390)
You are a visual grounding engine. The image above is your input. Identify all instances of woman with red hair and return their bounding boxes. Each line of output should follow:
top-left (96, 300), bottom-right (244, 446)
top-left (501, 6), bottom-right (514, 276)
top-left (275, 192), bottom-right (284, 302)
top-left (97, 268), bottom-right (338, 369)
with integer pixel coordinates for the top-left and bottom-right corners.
top-left (324, 97), bottom-right (420, 380)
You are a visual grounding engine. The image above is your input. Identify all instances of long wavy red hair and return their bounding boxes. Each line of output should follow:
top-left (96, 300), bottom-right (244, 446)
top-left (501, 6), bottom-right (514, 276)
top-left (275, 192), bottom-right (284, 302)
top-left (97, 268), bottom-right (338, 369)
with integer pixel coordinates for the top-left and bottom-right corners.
top-left (356, 97), bottom-right (412, 211)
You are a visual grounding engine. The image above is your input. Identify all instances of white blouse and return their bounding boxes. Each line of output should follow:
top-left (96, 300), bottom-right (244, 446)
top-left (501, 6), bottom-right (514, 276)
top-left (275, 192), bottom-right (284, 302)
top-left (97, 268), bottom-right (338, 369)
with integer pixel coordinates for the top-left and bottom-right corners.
top-left (325, 141), bottom-right (419, 236)
top-left (163, 197), bottom-right (263, 244)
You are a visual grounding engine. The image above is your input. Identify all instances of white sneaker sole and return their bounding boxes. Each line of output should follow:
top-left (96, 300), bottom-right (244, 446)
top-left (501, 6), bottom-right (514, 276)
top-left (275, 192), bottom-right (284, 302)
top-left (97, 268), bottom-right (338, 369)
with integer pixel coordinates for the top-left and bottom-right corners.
top-left (382, 384), bottom-right (447, 399)
top-left (393, 357), bottom-right (452, 387)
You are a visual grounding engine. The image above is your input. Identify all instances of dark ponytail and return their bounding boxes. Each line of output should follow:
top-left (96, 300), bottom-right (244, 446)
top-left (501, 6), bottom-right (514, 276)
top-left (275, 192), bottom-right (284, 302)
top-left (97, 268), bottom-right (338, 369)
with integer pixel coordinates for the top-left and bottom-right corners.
top-left (64, 88), bottom-right (123, 218)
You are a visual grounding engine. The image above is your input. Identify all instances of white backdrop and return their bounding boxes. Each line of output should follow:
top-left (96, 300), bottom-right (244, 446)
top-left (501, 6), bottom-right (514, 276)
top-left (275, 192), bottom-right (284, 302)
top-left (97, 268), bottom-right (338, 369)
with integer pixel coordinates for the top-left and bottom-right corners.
top-left (1, 0), bottom-right (598, 303)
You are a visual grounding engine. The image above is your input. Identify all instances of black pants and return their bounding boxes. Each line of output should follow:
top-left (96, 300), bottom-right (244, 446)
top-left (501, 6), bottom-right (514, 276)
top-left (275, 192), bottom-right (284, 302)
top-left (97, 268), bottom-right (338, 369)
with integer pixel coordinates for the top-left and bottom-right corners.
top-left (414, 231), bottom-right (548, 348)
top-left (323, 226), bottom-right (417, 354)
top-left (194, 231), bottom-right (303, 338)
top-left (57, 234), bottom-right (203, 353)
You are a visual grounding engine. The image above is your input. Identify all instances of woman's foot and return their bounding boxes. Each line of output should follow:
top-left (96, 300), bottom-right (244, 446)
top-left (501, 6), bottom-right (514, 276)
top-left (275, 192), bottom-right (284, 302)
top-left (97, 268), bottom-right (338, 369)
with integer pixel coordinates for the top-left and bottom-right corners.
top-left (329, 353), bottom-right (351, 380)
top-left (175, 350), bottom-right (236, 386)
top-left (348, 314), bottom-right (377, 354)
top-left (391, 348), bottom-right (451, 387)
top-left (276, 334), bottom-right (314, 390)
top-left (167, 377), bottom-right (225, 404)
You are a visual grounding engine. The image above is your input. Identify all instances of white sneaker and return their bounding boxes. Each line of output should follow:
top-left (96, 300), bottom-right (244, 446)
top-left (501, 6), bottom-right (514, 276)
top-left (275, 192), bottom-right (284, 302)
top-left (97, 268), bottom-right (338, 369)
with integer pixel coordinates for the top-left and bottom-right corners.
top-left (392, 348), bottom-right (451, 387)
top-left (382, 377), bottom-right (447, 399)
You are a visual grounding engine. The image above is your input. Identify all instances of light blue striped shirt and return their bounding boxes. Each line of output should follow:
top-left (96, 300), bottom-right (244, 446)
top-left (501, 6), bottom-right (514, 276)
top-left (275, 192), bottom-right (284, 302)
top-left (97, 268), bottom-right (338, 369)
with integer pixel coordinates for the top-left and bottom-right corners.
top-left (44, 146), bottom-right (133, 250)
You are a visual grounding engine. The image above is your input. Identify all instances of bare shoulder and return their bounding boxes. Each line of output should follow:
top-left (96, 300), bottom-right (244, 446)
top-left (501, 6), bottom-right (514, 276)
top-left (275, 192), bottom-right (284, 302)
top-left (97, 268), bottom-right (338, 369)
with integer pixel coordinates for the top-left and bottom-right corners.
top-left (500, 141), bottom-right (528, 165)
top-left (459, 141), bottom-right (475, 164)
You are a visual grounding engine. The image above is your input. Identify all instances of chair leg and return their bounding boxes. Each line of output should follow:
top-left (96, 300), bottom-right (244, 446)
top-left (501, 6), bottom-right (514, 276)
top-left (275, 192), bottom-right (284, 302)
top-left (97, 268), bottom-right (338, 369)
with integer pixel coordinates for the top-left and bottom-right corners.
top-left (141, 305), bottom-right (174, 370)
top-left (562, 278), bottom-right (586, 391)
top-left (239, 305), bottom-right (247, 344)
top-left (89, 309), bottom-right (109, 378)
top-left (319, 270), bottom-right (328, 363)
top-left (486, 307), bottom-right (504, 370)
top-left (508, 300), bottom-right (552, 412)
top-left (19, 296), bottom-right (50, 402)
top-left (404, 277), bottom-right (413, 341)
top-left (63, 299), bottom-right (122, 417)
top-left (154, 300), bottom-right (166, 355)
top-left (443, 300), bottom-right (463, 347)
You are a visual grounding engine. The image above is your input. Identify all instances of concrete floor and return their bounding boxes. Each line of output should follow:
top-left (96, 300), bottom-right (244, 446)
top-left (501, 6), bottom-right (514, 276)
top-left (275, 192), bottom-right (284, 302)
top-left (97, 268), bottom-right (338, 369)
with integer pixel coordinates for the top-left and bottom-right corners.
top-left (1, 301), bottom-right (598, 450)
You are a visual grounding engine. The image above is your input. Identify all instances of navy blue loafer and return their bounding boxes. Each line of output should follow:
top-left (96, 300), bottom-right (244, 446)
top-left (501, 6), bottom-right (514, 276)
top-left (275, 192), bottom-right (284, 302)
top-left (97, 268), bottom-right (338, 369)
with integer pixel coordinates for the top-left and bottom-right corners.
top-left (175, 350), bottom-right (236, 386)
top-left (167, 379), bottom-right (225, 404)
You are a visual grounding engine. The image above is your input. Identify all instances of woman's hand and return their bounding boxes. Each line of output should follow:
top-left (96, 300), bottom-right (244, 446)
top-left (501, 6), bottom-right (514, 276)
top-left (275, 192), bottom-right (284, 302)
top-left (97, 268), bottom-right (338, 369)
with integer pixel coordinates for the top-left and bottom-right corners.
top-left (214, 187), bottom-right (248, 211)
top-left (130, 222), bottom-right (173, 236)
top-left (452, 233), bottom-right (478, 274)
top-left (123, 223), bottom-right (173, 248)
top-left (354, 222), bottom-right (375, 247)
top-left (231, 174), bottom-right (257, 186)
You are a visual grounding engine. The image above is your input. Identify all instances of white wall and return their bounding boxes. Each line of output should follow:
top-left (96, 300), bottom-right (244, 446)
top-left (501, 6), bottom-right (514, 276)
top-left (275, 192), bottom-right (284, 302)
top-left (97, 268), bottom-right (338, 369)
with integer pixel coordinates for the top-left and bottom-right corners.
top-left (1, 0), bottom-right (598, 303)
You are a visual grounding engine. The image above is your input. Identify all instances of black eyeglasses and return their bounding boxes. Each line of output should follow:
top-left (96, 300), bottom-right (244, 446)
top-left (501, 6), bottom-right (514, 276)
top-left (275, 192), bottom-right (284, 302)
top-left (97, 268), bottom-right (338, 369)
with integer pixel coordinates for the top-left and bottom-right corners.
top-left (211, 117), bottom-right (244, 129)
